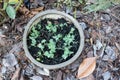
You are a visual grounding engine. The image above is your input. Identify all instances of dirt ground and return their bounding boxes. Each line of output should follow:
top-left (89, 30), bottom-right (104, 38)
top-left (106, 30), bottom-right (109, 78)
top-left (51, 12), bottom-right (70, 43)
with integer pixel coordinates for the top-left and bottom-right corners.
top-left (0, 0), bottom-right (120, 80)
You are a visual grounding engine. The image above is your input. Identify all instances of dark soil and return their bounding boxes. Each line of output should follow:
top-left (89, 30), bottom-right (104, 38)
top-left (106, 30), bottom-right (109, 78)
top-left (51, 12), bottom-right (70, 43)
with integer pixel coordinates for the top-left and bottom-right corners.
top-left (27, 18), bottom-right (80, 65)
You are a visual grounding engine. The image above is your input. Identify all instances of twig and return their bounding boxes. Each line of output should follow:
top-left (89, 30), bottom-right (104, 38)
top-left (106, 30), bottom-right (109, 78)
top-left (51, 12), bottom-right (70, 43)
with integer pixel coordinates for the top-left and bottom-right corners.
top-left (95, 58), bottom-right (101, 80)
top-left (100, 44), bottom-right (106, 58)
top-left (0, 18), bottom-right (9, 26)
top-left (15, 0), bottom-right (23, 11)
top-left (109, 13), bottom-right (120, 22)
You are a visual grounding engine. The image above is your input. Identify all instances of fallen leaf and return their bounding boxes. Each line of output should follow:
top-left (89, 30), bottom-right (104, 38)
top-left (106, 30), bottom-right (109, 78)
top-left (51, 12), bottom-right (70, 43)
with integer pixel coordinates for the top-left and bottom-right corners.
top-left (11, 67), bottom-right (21, 80)
top-left (18, 5), bottom-right (30, 17)
top-left (0, 37), bottom-right (6, 46)
top-left (19, 5), bottom-right (44, 18)
top-left (77, 57), bottom-right (96, 79)
top-left (90, 38), bottom-right (93, 45)
top-left (31, 7), bottom-right (44, 11)
top-left (31, 11), bottom-right (39, 15)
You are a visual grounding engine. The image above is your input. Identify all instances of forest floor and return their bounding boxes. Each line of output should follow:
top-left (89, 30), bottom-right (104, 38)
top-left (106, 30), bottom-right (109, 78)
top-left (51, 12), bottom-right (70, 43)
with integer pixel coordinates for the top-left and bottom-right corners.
top-left (0, 0), bottom-right (120, 80)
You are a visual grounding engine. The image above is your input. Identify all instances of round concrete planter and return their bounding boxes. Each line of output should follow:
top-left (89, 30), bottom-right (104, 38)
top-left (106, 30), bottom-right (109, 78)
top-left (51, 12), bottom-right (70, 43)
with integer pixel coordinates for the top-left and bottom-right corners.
top-left (23, 10), bottom-right (84, 69)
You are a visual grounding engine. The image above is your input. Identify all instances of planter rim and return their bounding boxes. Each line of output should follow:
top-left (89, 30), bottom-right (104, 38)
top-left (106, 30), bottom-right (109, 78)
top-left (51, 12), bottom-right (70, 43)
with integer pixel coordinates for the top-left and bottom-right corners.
top-left (23, 10), bottom-right (84, 69)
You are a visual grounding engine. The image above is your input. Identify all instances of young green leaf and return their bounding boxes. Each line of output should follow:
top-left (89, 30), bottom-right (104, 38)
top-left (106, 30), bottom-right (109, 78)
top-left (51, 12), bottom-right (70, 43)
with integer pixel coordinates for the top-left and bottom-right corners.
top-left (60, 23), bottom-right (64, 27)
top-left (70, 28), bottom-right (75, 34)
top-left (63, 34), bottom-right (75, 46)
top-left (41, 39), bottom-right (46, 43)
top-left (38, 52), bottom-right (41, 56)
top-left (29, 37), bottom-right (36, 46)
top-left (36, 58), bottom-right (41, 61)
top-left (6, 5), bottom-right (16, 19)
top-left (30, 26), bottom-right (39, 38)
top-left (37, 43), bottom-right (44, 50)
top-left (62, 47), bottom-right (73, 59)
top-left (53, 34), bottom-right (62, 41)
top-left (38, 24), bottom-right (41, 29)
top-left (47, 39), bottom-right (56, 51)
top-left (44, 51), bottom-right (54, 58)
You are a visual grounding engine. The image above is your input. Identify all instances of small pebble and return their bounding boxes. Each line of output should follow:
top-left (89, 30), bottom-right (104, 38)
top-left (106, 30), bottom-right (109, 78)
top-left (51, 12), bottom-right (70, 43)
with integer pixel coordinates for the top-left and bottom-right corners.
top-left (2, 53), bottom-right (18, 67)
top-left (30, 76), bottom-right (43, 80)
top-left (79, 22), bottom-right (87, 30)
top-left (102, 71), bottom-right (111, 80)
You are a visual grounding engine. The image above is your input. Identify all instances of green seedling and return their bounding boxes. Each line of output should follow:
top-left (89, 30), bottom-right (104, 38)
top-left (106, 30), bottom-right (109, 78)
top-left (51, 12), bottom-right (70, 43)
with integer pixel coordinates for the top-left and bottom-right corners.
top-left (62, 47), bottom-right (73, 59)
top-left (53, 34), bottom-right (62, 41)
top-left (44, 51), bottom-right (54, 58)
top-left (63, 28), bottom-right (75, 46)
top-left (46, 21), bottom-right (57, 33)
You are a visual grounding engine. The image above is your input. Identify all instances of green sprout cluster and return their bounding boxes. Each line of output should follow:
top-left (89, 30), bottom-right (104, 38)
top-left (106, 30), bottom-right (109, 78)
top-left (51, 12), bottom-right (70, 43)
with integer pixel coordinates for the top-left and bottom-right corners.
top-left (28, 20), bottom-right (76, 61)
top-left (62, 28), bottom-right (75, 59)
top-left (29, 25), bottom-right (39, 46)
top-left (46, 21), bottom-right (57, 33)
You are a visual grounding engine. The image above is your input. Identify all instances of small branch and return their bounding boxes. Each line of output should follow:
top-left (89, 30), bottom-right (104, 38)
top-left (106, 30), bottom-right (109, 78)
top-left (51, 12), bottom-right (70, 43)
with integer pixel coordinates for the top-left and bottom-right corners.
top-left (0, 18), bottom-right (9, 26)
top-left (15, 0), bottom-right (23, 11)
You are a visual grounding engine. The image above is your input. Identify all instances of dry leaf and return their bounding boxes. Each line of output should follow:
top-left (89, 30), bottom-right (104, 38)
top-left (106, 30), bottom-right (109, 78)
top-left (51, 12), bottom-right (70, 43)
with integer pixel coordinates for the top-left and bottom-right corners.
top-left (0, 37), bottom-right (6, 46)
top-left (19, 5), bottom-right (44, 18)
top-left (11, 68), bottom-right (21, 80)
top-left (77, 57), bottom-right (96, 79)
top-left (90, 38), bottom-right (93, 45)
top-left (31, 7), bottom-right (44, 11)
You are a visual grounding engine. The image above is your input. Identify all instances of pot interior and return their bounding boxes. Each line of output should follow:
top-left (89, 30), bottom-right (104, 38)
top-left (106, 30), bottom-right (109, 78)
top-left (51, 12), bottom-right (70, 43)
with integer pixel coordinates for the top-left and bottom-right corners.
top-left (27, 14), bottom-right (80, 64)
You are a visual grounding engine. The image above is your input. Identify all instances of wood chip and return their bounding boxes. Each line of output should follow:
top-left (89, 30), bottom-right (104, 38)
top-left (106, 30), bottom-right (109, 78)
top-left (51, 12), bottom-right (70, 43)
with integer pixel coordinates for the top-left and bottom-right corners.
top-left (11, 68), bottom-right (21, 80)
top-left (56, 70), bottom-right (63, 80)
top-left (115, 42), bottom-right (120, 51)
top-left (31, 7), bottom-right (44, 11)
